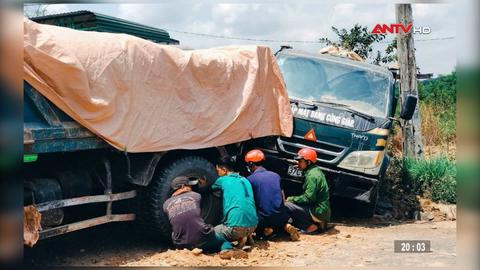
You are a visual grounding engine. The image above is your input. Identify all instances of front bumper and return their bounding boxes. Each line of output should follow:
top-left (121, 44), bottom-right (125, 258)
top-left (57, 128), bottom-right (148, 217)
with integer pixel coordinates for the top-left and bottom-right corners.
top-left (326, 170), bottom-right (378, 203)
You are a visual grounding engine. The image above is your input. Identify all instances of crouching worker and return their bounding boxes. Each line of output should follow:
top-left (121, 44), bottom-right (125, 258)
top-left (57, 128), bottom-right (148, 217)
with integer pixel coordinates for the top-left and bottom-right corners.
top-left (163, 176), bottom-right (232, 255)
top-left (285, 148), bottom-right (333, 234)
top-left (244, 149), bottom-right (300, 241)
top-left (200, 156), bottom-right (258, 259)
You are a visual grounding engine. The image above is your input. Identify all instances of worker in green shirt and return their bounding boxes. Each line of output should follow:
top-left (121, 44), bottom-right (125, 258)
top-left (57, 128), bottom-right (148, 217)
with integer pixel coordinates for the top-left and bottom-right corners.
top-left (199, 155), bottom-right (257, 258)
top-left (285, 147), bottom-right (333, 234)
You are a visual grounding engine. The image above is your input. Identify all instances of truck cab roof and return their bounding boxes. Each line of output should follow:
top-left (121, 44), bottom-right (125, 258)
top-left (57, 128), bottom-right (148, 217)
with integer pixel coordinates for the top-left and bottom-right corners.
top-left (277, 49), bottom-right (394, 80)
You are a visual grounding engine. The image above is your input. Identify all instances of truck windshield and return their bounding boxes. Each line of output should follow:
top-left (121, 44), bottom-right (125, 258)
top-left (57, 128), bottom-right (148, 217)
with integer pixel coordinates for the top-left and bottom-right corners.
top-left (277, 54), bottom-right (392, 118)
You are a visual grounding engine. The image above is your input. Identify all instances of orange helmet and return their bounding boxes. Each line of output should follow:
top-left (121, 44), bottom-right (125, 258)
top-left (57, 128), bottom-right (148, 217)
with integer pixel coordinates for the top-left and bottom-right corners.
top-left (294, 148), bottom-right (317, 163)
top-left (244, 149), bottom-right (266, 163)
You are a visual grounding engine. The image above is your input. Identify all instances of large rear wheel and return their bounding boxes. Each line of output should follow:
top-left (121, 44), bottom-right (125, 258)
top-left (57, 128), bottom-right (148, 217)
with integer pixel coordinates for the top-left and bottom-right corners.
top-left (136, 156), bottom-right (221, 240)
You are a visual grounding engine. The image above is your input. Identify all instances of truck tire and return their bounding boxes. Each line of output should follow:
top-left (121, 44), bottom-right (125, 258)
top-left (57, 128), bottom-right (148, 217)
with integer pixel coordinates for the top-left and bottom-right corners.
top-left (137, 156), bottom-right (221, 240)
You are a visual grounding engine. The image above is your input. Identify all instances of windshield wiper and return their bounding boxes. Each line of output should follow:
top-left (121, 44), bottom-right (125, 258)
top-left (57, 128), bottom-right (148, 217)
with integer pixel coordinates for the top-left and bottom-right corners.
top-left (311, 100), bottom-right (350, 108)
top-left (311, 100), bottom-right (375, 122)
top-left (289, 98), bottom-right (318, 109)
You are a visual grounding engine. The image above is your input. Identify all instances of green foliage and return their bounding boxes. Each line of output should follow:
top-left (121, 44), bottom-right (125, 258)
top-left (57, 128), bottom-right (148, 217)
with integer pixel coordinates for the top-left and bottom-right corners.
top-left (403, 156), bottom-right (456, 203)
top-left (419, 72), bottom-right (456, 105)
top-left (376, 39), bottom-right (397, 65)
top-left (418, 72), bottom-right (457, 142)
top-left (319, 24), bottom-right (386, 60)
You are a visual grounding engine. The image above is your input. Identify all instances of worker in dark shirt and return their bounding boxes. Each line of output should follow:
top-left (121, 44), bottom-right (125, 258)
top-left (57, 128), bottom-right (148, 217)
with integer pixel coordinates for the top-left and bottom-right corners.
top-left (163, 176), bottom-right (232, 256)
top-left (285, 147), bottom-right (333, 234)
top-left (244, 149), bottom-right (300, 241)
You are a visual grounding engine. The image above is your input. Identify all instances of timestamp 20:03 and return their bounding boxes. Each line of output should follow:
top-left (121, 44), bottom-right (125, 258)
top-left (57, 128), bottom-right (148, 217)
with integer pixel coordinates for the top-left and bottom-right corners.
top-left (394, 240), bottom-right (431, 253)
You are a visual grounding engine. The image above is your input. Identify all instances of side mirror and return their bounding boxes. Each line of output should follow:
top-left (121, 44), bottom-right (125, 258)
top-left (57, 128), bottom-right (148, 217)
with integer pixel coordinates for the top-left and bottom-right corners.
top-left (400, 94), bottom-right (417, 120)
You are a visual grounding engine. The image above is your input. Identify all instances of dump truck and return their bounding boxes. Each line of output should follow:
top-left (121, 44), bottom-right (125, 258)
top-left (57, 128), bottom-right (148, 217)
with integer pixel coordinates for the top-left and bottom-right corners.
top-left (24, 12), bottom-right (417, 246)
top-left (23, 14), bottom-right (293, 246)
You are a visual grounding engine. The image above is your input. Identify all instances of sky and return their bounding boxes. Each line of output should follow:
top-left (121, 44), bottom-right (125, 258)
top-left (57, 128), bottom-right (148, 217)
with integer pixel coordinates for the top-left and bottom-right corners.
top-left (27, 1), bottom-right (456, 76)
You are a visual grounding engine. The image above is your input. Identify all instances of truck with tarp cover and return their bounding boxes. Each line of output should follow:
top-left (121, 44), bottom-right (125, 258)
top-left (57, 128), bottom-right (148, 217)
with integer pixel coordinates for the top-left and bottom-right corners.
top-left (23, 15), bottom-right (292, 246)
top-left (23, 11), bottom-right (417, 246)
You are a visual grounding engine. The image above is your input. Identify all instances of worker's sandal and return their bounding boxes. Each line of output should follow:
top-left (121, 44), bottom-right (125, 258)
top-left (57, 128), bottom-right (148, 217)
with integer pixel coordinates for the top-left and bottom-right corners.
top-left (284, 223), bottom-right (300, 241)
top-left (320, 223), bottom-right (335, 232)
top-left (219, 249), bottom-right (248, 260)
top-left (263, 227), bottom-right (274, 237)
top-left (301, 223), bottom-right (335, 234)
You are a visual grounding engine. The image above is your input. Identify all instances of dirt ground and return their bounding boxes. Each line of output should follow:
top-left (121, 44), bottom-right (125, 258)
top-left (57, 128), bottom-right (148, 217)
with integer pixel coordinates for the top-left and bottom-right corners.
top-left (24, 216), bottom-right (456, 267)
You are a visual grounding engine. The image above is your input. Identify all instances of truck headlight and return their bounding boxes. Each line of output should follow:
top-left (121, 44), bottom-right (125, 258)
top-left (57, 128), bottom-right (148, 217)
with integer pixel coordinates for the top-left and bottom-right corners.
top-left (338, 151), bottom-right (384, 173)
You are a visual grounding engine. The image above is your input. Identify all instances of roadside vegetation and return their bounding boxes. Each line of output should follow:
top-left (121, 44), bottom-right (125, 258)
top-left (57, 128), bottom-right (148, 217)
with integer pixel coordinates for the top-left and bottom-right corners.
top-left (384, 72), bottom-right (457, 207)
top-left (408, 72), bottom-right (456, 203)
top-left (419, 72), bottom-right (456, 156)
top-left (403, 156), bottom-right (456, 203)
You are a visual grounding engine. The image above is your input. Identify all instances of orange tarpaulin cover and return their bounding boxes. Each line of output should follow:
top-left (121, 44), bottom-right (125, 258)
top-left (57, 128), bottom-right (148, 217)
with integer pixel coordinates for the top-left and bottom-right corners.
top-left (23, 19), bottom-right (292, 152)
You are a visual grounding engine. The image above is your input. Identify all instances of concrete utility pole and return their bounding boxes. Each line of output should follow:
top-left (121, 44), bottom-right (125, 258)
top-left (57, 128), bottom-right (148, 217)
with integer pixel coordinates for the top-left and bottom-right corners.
top-left (396, 4), bottom-right (424, 158)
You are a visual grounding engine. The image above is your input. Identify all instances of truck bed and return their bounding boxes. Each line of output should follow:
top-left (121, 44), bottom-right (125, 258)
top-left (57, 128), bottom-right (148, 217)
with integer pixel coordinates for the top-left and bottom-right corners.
top-left (24, 82), bottom-right (108, 154)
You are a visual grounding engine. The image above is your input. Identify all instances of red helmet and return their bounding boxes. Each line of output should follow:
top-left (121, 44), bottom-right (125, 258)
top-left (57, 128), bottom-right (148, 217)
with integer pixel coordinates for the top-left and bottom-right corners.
top-left (294, 148), bottom-right (317, 163)
top-left (244, 149), bottom-right (265, 163)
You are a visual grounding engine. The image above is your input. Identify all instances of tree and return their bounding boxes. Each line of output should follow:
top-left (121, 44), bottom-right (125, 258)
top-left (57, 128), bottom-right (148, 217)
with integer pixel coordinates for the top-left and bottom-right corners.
top-left (319, 24), bottom-right (386, 60)
top-left (382, 39), bottom-right (398, 63)
top-left (373, 39), bottom-right (397, 65)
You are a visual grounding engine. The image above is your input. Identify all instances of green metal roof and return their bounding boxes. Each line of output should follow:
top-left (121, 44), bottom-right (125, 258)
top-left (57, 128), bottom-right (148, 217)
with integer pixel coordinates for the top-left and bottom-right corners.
top-left (31, 10), bottom-right (179, 45)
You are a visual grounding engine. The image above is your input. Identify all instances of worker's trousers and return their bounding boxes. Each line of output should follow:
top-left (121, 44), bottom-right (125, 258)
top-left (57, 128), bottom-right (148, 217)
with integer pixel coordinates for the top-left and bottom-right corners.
top-left (214, 224), bottom-right (256, 243)
top-left (284, 201), bottom-right (325, 230)
top-left (200, 231), bottom-right (233, 252)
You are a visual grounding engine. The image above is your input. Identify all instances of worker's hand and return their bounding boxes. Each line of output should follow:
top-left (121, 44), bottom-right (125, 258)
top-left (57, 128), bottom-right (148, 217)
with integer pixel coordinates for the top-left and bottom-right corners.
top-left (197, 176), bottom-right (208, 187)
top-left (287, 159), bottom-right (299, 165)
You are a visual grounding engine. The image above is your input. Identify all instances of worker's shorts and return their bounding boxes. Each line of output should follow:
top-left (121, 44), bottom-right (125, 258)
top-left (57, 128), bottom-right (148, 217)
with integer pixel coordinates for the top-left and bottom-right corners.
top-left (214, 224), bottom-right (256, 242)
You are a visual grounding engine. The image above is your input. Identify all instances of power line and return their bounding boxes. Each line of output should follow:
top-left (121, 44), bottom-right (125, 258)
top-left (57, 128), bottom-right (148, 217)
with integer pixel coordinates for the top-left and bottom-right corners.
top-left (415, 36), bottom-right (455, 42)
top-left (164, 29), bottom-right (326, 44)
top-left (379, 36), bottom-right (455, 44)
top-left (166, 28), bottom-right (455, 44)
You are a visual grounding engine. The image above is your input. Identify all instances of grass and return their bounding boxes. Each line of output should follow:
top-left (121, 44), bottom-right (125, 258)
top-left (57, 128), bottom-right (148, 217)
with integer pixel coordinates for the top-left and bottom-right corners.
top-left (420, 104), bottom-right (443, 146)
top-left (384, 105), bottom-right (457, 205)
top-left (420, 103), bottom-right (456, 148)
top-left (403, 156), bottom-right (456, 204)
top-left (388, 97), bottom-right (456, 160)
top-left (382, 73), bottom-right (457, 207)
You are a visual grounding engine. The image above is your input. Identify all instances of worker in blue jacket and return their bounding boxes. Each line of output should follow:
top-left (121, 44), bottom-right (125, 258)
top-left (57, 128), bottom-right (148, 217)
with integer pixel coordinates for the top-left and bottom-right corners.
top-left (244, 149), bottom-right (300, 241)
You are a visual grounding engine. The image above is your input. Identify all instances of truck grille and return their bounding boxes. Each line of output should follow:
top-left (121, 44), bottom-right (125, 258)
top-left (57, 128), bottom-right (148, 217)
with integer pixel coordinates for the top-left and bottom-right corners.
top-left (277, 136), bottom-right (347, 164)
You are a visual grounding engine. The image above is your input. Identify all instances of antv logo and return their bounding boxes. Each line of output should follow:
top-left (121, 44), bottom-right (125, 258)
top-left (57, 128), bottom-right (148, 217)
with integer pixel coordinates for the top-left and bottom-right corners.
top-left (371, 23), bottom-right (431, 35)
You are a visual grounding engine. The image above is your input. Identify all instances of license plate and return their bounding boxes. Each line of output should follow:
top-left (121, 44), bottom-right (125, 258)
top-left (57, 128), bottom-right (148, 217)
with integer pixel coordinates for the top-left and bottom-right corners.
top-left (287, 165), bottom-right (303, 177)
